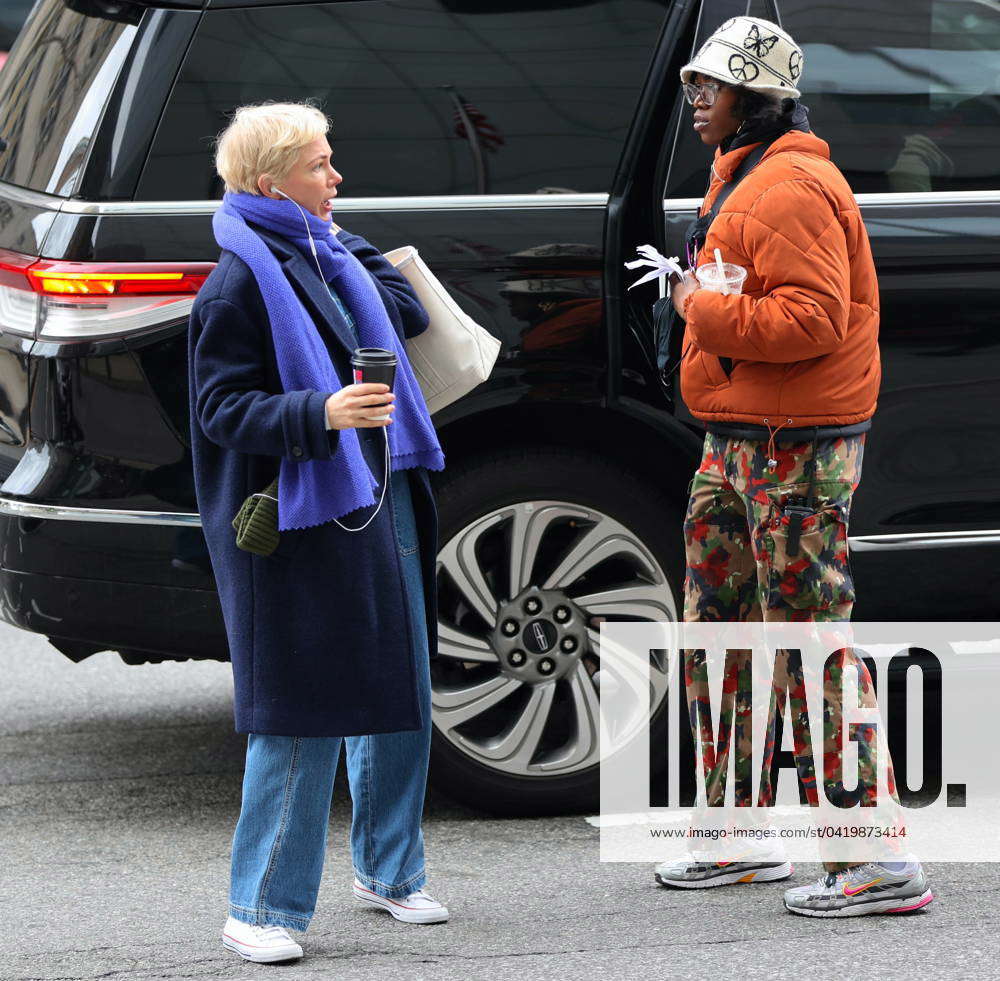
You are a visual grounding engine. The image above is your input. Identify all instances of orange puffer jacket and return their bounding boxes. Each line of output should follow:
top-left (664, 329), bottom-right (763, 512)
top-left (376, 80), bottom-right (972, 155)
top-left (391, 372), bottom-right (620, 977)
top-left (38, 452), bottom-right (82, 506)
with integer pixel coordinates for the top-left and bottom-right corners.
top-left (680, 130), bottom-right (881, 430)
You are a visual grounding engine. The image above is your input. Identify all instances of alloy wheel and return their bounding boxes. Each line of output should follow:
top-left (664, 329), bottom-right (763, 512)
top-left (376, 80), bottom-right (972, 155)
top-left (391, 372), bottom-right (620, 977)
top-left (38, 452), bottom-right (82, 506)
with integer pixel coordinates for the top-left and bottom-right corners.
top-left (433, 500), bottom-right (676, 778)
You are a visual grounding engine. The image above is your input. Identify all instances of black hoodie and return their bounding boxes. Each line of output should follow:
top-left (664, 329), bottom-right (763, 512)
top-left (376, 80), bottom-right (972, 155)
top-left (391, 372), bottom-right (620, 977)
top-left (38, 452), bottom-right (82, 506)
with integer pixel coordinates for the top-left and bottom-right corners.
top-left (721, 98), bottom-right (811, 155)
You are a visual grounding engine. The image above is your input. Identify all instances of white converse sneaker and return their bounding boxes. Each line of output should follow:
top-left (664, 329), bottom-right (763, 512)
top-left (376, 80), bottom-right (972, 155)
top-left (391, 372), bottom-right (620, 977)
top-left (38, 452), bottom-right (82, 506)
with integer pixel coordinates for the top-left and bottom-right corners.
top-left (352, 879), bottom-right (449, 924)
top-left (221, 915), bottom-right (303, 962)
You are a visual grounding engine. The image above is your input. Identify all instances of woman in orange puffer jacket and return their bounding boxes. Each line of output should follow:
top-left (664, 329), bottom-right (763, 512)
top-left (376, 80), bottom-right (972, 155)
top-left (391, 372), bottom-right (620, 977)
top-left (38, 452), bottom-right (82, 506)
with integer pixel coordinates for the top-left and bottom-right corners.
top-left (669, 15), bottom-right (880, 626)
top-left (654, 17), bottom-right (932, 920)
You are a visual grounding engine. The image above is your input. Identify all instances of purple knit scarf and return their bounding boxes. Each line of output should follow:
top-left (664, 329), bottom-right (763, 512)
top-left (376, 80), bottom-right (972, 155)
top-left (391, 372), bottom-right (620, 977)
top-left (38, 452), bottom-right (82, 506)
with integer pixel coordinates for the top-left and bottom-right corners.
top-left (213, 191), bottom-right (444, 531)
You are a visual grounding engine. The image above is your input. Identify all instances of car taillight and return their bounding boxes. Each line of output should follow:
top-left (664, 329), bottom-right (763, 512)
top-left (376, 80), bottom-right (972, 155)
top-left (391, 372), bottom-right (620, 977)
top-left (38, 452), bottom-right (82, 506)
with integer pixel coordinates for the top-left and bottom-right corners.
top-left (0, 249), bottom-right (215, 341)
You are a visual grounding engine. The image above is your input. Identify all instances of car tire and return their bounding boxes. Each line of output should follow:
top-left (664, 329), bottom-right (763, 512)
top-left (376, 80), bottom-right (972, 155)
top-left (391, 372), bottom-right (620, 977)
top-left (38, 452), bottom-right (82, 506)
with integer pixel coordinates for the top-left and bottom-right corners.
top-left (429, 444), bottom-right (686, 816)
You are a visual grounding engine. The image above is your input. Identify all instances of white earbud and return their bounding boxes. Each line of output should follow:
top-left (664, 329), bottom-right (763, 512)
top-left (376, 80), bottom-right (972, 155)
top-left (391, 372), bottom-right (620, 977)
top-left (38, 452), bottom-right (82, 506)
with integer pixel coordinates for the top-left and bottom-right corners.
top-left (270, 185), bottom-right (320, 264)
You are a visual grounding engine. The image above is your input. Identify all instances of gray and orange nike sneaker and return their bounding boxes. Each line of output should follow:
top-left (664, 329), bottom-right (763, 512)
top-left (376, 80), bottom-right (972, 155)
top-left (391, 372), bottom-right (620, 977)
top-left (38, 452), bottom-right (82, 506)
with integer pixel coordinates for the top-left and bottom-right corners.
top-left (655, 855), bottom-right (793, 889)
top-left (783, 861), bottom-right (933, 917)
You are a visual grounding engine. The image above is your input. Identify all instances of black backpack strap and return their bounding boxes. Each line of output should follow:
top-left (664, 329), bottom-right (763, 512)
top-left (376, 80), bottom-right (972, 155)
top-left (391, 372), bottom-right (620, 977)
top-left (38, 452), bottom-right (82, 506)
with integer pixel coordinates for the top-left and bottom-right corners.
top-left (680, 138), bottom-right (778, 379)
top-left (709, 140), bottom-right (771, 220)
top-left (685, 138), bottom-right (777, 262)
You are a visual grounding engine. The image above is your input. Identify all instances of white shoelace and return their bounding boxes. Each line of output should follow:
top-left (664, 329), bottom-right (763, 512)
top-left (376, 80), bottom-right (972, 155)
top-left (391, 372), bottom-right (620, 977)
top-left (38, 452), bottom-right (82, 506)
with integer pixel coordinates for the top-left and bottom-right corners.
top-left (406, 889), bottom-right (438, 904)
top-left (249, 924), bottom-right (293, 941)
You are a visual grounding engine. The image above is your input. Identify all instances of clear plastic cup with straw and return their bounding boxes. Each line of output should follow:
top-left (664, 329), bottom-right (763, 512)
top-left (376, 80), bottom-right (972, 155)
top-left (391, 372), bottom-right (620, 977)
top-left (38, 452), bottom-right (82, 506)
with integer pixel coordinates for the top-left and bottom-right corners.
top-left (696, 248), bottom-right (748, 295)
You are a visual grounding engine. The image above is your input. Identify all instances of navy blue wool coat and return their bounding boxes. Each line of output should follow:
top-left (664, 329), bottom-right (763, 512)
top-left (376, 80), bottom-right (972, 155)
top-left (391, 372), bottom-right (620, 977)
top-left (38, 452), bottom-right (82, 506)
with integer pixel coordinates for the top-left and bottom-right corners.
top-left (188, 224), bottom-right (439, 737)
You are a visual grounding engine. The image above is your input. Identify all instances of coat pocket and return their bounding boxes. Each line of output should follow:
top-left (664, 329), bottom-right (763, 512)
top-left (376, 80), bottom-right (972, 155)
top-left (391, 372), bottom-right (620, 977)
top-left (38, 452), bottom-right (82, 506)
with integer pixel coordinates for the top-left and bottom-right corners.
top-left (760, 496), bottom-right (855, 613)
top-left (395, 516), bottom-right (419, 557)
top-left (268, 527), bottom-right (308, 561)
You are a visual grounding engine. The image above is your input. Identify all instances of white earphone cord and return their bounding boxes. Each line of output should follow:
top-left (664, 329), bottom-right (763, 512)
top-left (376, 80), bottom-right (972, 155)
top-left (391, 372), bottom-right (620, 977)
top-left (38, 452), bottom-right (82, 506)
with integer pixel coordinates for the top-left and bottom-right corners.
top-left (272, 186), bottom-right (391, 534)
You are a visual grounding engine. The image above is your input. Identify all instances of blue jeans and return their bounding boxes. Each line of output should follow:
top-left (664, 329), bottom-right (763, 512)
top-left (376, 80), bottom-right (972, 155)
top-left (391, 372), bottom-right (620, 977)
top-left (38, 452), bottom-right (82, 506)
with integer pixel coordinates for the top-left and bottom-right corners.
top-left (228, 468), bottom-right (432, 931)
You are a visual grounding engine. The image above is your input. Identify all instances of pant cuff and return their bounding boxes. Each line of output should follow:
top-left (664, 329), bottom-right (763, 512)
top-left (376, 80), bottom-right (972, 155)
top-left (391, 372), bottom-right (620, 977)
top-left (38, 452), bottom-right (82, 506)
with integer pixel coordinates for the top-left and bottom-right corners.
top-left (353, 867), bottom-right (426, 900)
top-left (229, 902), bottom-right (311, 932)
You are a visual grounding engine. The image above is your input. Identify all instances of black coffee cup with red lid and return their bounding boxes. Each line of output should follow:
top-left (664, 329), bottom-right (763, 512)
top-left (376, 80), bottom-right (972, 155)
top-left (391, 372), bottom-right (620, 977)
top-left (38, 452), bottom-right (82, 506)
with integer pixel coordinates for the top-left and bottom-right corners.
top-left (351, 347), bottom-right (396, 421)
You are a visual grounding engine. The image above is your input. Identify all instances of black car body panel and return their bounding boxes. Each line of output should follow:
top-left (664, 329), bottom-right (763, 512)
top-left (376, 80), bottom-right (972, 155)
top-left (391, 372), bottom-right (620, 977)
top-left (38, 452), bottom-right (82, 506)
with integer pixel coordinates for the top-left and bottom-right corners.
top-left (0, 191), bottom-right (58, 255)
top-left (0, 0), bottom-right (996, 666)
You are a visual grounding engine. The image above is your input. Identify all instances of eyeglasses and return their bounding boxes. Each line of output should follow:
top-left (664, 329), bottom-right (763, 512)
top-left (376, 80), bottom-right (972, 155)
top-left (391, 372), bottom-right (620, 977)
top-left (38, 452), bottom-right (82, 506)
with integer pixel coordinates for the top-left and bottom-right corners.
top-left (682, 80), bottom-right (723, 107)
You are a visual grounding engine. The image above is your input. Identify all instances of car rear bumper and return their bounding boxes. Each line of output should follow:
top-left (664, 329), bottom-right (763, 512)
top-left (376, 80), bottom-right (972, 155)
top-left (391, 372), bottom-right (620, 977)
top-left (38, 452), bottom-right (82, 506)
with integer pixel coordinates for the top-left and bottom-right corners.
top-left (0, 564), bottom-right (227, 661)
top-left (0, 495), bottom-right (227, 661)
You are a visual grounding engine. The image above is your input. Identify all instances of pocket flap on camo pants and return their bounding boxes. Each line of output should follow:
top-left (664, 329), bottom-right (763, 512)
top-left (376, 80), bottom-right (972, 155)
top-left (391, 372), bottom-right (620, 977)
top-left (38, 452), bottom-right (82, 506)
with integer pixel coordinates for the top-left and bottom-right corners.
top-left (759, 489), bottom-right (856, 614)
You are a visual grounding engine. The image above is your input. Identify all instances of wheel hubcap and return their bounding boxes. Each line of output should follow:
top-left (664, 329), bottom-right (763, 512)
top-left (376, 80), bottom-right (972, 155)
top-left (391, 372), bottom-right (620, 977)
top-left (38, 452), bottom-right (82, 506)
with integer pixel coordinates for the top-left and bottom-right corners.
top-left (491, 588), bottom-right (581, 684)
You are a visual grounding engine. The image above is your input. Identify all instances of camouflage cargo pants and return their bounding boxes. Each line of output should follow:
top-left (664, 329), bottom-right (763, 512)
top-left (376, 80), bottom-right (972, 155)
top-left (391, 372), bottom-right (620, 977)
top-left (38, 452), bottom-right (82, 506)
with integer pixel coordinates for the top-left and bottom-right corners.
top-left (682, 433), bottom-right (902, 869)
top-left (683, 432), bottom-right (863, 624)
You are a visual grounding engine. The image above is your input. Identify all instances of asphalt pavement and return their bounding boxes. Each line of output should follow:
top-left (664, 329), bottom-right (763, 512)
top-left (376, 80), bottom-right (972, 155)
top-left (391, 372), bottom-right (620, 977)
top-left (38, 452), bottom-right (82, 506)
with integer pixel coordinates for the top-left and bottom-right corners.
top-left (2, 623), bottom-right (997, 981)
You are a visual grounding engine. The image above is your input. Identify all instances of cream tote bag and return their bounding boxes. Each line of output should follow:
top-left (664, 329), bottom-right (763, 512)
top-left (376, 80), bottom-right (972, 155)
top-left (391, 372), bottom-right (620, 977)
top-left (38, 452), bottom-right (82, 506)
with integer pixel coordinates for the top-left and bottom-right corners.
top-left (383, 246), bottom-right (501, 416)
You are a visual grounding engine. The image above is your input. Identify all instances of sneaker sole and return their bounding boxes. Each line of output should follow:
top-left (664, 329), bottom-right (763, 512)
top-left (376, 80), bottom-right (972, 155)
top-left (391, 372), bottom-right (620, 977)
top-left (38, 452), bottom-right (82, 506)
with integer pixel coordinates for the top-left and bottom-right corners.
top-left (352, 884), bottom-right (449, 924)
top-left (784, 888), bottom-right (934, 917)
top-left (655, 862), bottom-right (794, 889)
top-left (222, 934), bottom-right (303, 963)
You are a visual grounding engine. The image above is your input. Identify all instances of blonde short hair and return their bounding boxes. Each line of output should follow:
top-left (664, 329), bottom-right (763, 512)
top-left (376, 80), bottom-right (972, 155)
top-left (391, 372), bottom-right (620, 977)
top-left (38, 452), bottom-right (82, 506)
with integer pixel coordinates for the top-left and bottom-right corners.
top-left (213, 101), bottom-right (330, 194)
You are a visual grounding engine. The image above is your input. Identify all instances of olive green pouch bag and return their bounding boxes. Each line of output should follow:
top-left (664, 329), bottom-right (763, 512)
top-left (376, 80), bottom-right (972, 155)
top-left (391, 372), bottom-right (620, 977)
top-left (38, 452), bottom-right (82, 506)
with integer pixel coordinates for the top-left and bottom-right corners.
top-left (232, 476), bottom-right (280, 556)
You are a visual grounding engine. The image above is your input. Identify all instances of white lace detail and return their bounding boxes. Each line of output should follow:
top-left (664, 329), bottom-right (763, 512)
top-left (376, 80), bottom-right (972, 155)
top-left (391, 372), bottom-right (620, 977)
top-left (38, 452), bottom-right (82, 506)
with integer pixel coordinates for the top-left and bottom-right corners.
top-left (250, 924), bottom-right (293, 942)
top-left (405, 889), bottom-right (441, 905)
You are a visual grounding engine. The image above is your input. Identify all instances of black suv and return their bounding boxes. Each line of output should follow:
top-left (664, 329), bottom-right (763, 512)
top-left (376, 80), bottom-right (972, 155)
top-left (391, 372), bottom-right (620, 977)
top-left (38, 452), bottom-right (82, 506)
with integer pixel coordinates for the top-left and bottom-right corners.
top-left (0, 0), bottom-right (997, 813)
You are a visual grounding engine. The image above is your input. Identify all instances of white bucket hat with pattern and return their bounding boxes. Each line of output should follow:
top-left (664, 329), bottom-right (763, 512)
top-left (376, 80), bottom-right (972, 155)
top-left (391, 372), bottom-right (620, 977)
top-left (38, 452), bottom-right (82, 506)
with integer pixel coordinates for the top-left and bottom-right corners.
top-left (680, 15), bottom-right (803, 100)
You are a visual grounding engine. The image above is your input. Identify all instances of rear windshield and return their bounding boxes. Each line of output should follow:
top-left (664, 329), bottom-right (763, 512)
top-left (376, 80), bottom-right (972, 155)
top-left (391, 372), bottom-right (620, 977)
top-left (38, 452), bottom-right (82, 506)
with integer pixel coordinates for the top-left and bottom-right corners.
top-left (0, 0), bottom-right (142, 196)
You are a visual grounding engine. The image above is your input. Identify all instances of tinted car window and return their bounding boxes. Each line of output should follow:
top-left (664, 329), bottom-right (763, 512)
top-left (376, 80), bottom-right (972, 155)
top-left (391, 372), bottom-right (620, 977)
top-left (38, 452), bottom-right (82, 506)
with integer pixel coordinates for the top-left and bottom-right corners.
top-left (0, 0), bottom-right (35, 51)
top-left (138, 0), bottom-right (669, 201)
top-left (666, 0), bottom-right (1000, 197)
top-left (0, 0), bottom-right (142, 196)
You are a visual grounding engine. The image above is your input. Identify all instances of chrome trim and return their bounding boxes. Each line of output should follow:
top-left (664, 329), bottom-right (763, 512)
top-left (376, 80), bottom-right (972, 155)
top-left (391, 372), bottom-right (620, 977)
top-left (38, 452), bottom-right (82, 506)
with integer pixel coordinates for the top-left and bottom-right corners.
top-left (6, 180), bottom-right (995, 220)
top-left (1, 494), bottom-right (997, 552)
top-left (663, 189), bottom-right (1000, 213)
top-left (61, 198), bottom-right (218, 216)
top-left (0, 179), bottom-right (606, 217)
top-left (0, 183), bottom-right (66, 210)
top-left (57, 192), bottom-right (611, 216)
top-left (854, 190), bottom-right (1000, 207)
top-left (66, 188), bottom-right (1000, 217)
top-left (849, 529), bottom-right (1000, 552)
top-left (662, 196), bottom-right (703, 213)
top-left (0, 497), bottom-right (201, 527)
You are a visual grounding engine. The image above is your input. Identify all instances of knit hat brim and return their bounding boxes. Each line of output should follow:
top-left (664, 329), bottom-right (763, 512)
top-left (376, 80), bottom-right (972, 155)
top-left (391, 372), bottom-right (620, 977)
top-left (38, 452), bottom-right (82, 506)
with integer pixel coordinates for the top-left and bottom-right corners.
top-left (680, 60), bottom-right (801, 100)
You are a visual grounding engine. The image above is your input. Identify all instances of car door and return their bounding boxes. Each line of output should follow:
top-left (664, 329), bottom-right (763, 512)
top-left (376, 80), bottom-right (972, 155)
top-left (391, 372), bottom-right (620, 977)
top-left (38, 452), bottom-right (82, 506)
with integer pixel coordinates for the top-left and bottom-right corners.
top-left (660, 0), bottom-right (1000, 621)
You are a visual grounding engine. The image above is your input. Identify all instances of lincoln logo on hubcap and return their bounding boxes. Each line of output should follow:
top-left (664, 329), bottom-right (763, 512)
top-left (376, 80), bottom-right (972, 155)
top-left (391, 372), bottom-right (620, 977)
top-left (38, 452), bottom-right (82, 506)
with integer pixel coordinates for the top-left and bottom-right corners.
top-left (523, 619), bottom-right (557, 654)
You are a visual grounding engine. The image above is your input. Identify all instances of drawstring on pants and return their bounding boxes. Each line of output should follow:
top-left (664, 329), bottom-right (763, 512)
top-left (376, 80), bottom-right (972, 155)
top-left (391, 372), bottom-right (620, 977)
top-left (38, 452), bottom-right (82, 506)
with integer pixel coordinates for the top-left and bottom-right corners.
top-left (763, 417), bottom-right (794, 471)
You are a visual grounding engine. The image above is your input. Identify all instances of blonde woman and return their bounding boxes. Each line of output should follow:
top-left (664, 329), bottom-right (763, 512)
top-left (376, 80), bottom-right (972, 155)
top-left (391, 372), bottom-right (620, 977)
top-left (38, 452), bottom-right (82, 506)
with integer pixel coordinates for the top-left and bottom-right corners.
top-left (188, 102), bottom-right (448, 964)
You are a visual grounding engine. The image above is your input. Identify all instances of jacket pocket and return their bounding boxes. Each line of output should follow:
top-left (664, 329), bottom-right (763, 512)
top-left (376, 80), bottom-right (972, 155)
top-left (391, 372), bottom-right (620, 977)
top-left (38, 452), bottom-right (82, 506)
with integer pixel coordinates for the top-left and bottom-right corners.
top-left (700, 351), bottom-right (730, 389)
top-left (759, 496), bottom-right (855, 613)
